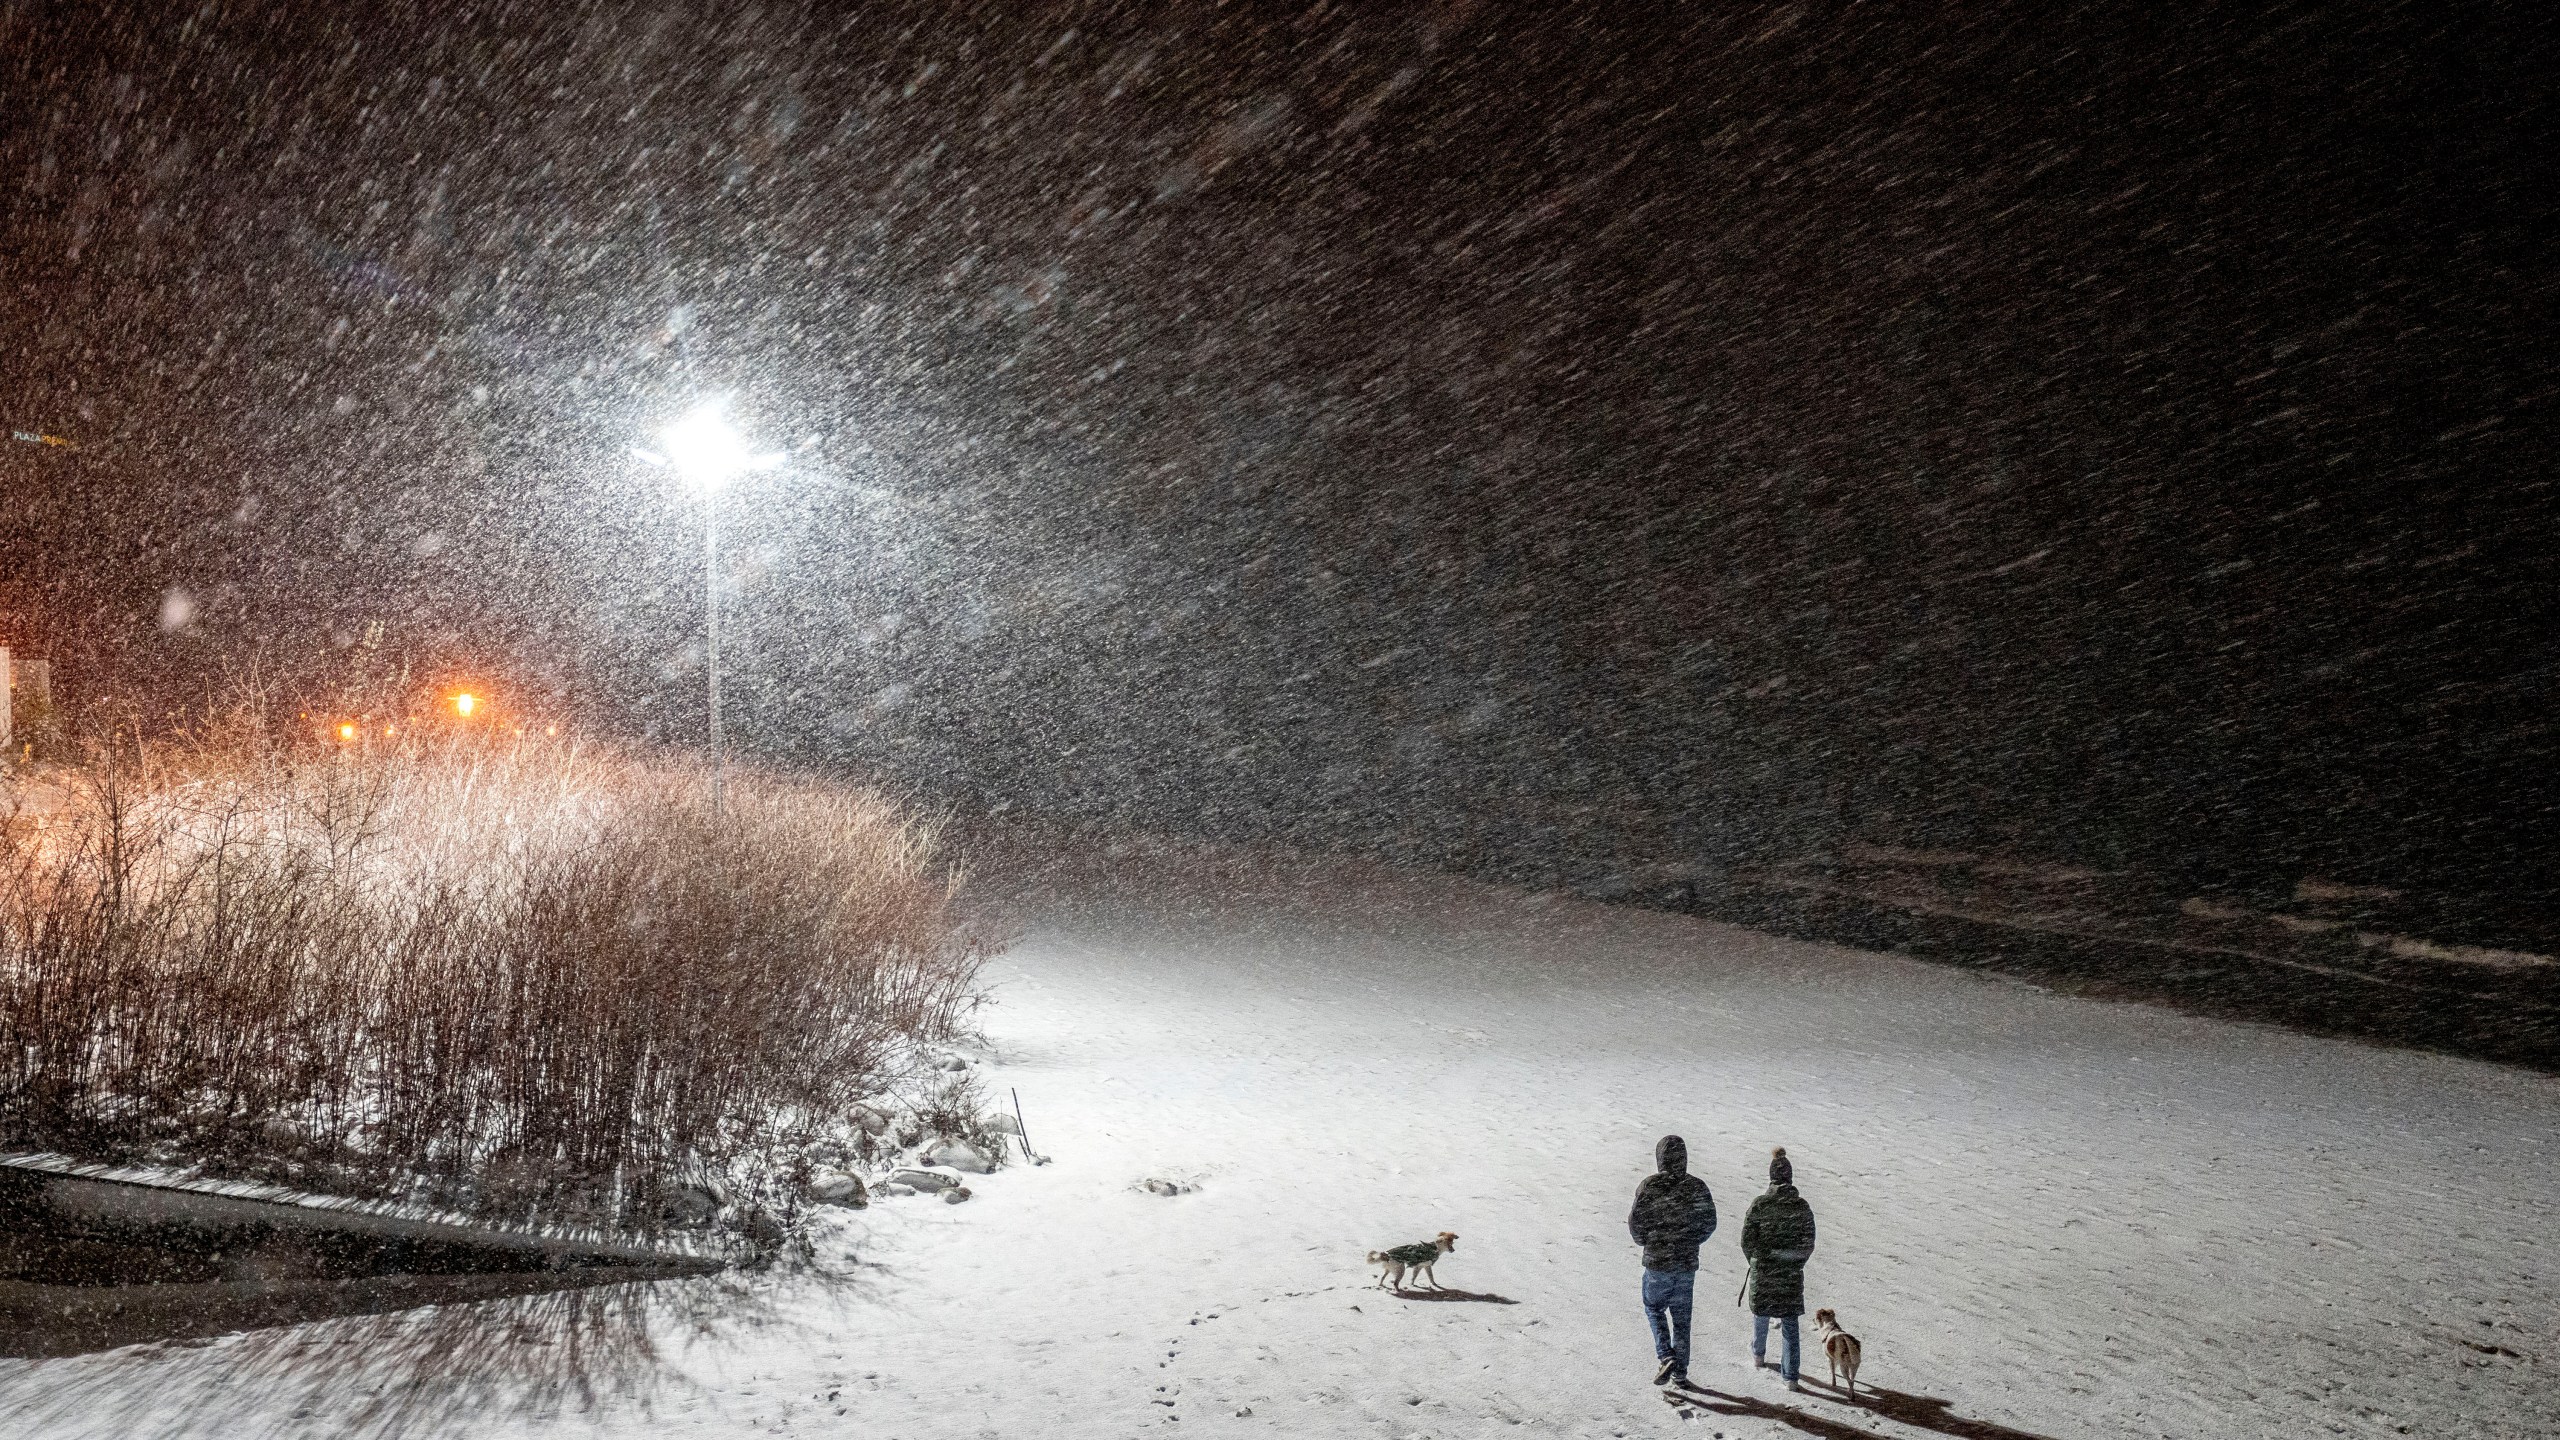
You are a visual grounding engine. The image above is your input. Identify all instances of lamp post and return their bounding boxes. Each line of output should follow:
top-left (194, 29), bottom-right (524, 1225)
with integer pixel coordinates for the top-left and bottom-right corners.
top-left (644, 400), bottom-right (782, 815)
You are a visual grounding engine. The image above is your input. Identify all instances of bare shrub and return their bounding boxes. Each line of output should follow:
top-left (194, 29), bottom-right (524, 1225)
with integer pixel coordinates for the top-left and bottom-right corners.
top-left (0, 718), bottom-right (992, 1237)
top-left (912, 1072), bottom-right (1005, 1159)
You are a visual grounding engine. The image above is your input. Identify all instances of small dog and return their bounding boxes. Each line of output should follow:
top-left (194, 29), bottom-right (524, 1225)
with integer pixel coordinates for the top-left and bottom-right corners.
top-left (1366, 1232), bottom-right (1458, 1290)
top-left (1812, 1308), bottom-right (1862, 1394)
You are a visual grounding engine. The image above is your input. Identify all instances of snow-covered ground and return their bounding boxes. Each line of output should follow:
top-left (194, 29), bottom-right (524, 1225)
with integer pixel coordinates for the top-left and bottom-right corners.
top-left (4, 841), bottom-right (2554, 1439)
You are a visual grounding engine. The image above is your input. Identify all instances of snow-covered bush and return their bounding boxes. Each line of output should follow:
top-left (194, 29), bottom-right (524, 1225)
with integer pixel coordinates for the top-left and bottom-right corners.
top-left (0, 716), bottom-right (994, 1239)
top-left (905, 1071), bottom-right (1007, 1159)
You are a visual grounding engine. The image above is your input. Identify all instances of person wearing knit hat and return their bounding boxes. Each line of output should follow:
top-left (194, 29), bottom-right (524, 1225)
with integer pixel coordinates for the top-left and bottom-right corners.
top-left (1740, 1146), bottom-right (1817, 1389)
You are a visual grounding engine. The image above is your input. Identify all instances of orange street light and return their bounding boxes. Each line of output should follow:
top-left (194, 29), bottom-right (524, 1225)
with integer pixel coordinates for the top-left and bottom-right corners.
top-left (338, 723), bottom-right (358, 742)
top-left (454, 692), bottom-right (478, 718)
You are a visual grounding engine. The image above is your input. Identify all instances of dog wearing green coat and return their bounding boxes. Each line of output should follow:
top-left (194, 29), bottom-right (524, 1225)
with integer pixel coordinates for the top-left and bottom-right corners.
top-left (1367, 1231), bottom-right (1458, 1290)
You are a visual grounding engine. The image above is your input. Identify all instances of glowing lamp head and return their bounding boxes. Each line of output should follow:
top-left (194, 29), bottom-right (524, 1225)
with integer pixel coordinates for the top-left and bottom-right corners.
top-left (660, 403), bottom-right (751, 488)
top-left (454, 693), bottom-right (478, 718)
top-left (651, 401), bottom-right (784, 490)
top-left (337, 724), bottom-right (357, 741)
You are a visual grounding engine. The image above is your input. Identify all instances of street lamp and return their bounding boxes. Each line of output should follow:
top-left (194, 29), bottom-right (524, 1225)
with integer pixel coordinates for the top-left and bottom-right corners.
top-left (638, 399), bottom-right (783, 813)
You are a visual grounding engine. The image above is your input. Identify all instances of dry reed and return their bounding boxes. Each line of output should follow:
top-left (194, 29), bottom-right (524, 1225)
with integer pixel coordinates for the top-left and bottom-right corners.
top-left (0, 718), bottom-right (990, 1236)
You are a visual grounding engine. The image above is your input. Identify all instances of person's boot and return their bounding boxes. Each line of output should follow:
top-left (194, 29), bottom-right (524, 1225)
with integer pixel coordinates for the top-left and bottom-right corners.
top-left (1655, 1357), bottom-right (1679, 1385)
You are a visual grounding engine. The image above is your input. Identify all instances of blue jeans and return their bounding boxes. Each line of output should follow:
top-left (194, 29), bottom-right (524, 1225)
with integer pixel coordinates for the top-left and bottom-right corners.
top-left (1641, 1268), bottom-right (1695, 1374)
top-left (1753, 1313), bottom-right (1801, 1383)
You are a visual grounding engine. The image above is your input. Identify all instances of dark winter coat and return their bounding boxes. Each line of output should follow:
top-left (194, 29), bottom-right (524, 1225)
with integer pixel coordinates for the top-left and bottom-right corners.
top-left (1740, 1183), bottom-right (1817, 1316)
top-left (1627, 1136), bottom-right (1718, 1272)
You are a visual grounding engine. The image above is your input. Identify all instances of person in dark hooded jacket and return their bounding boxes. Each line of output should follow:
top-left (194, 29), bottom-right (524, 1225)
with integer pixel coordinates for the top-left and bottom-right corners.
top-left (1627, 1134), bottom-right (1717, 1385)
top-left (1740, 1146), bottom-right (1817, 1389)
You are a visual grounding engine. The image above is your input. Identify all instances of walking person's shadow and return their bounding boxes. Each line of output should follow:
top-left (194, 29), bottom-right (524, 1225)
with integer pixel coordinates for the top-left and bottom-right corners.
top-left (1669, 1380), bottom-right (2061, 1440)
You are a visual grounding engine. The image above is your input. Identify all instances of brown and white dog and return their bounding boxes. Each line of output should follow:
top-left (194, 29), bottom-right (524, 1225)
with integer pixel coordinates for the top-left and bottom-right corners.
top-left (1812, 1308), bottom-right (1863, 1393)
top-left (1366, 1232), bottom-right (1458, 1290)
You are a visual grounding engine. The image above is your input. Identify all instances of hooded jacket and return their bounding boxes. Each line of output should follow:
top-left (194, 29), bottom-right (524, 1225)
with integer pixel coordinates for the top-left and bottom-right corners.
top-left (1626, 1135), bottom-right (1718, 1272)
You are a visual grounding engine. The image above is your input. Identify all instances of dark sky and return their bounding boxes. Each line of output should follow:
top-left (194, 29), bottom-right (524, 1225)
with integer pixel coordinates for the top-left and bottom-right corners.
top-left (3, 1), bottom-right (2554, 894)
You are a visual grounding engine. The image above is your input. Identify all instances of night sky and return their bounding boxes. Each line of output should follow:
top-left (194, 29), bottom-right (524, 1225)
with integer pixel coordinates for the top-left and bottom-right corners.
top-left (4, 1), bottom-right (2554, 896)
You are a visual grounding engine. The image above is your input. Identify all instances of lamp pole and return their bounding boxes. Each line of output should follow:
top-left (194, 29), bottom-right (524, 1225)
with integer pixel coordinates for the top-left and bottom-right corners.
top-left (644, 399), bottom-right (780, 819)
top-left (704, 477), bottom-right (723, 816)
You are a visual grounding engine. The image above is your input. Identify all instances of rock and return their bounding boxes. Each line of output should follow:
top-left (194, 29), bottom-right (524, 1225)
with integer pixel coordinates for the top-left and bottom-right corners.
top-left (878, 1182), bottom-right (917, 1197)
top-left (887, 1166), bottom-right (961, 1193)
top-left (941, 1186), bottom-right (973, 1204)
top-left (808, 1171), bottom-right (869, 1208)
top-left (661, 1183), bottom-right (723, 1227)
top-left (1142, 1177), bottom-right (1193, 1197)
top-left (741, 1208), bottom-right (787, 1246)
top-left (923, 1138), bottom-right (996, 1174)
top-left (935, 1053), bottom-right (972, 1072)
top-left (985, 1113), bottom-right (1024, 1136)
top-left (849, 1104), bottom-right (893, 1135)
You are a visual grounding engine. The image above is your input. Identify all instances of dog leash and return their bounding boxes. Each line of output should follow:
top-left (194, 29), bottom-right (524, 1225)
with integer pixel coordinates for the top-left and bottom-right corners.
top-left (1736, 1259), bottom-right (1754, 1307)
